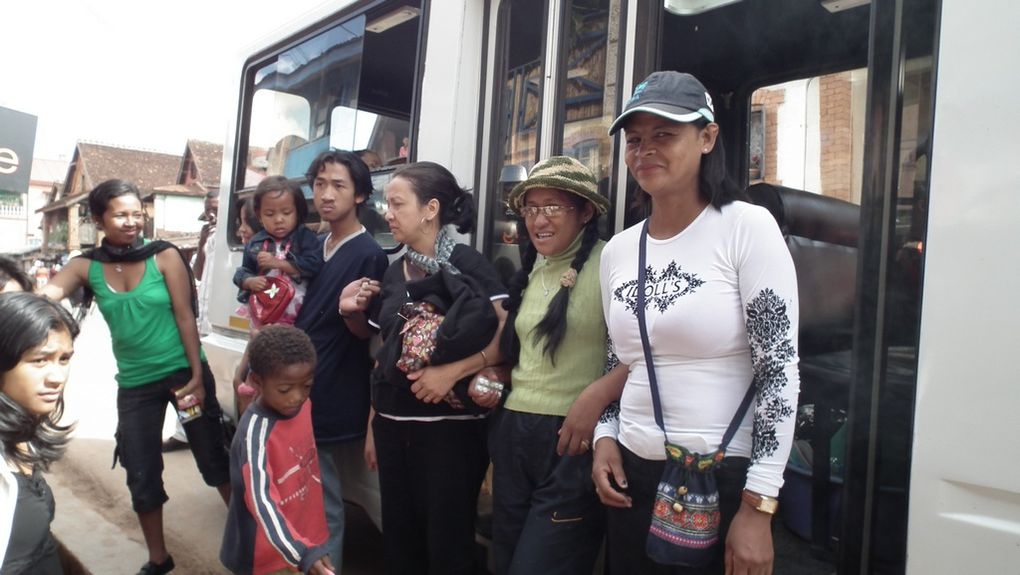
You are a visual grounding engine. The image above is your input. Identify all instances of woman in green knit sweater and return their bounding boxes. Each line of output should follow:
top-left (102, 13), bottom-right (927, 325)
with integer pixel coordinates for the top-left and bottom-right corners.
top-left (480, 156), bottom-right (626, 575)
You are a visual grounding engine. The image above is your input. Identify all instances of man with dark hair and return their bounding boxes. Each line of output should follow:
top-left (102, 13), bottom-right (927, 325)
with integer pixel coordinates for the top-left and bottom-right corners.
top-left (295, 150), bottom-right (389, 570)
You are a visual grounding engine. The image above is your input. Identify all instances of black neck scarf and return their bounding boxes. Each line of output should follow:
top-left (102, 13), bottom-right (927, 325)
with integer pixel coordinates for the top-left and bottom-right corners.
top-left (79, 237), bottom-right (198, 317)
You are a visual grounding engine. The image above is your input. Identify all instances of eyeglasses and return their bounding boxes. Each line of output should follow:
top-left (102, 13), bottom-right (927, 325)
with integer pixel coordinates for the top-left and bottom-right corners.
top-left (518, 205), bottom-right (576, 219)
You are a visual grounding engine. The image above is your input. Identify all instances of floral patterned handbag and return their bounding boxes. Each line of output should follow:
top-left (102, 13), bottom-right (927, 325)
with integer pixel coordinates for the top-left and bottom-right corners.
top-left (395, 300), bottom-right (470, 409)
top-left (395, 301), bottom-right (444, 373)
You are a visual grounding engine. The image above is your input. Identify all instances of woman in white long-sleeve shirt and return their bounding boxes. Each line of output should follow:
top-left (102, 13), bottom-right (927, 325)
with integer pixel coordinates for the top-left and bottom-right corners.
top-left (591, 71), bottom-right (800, 575)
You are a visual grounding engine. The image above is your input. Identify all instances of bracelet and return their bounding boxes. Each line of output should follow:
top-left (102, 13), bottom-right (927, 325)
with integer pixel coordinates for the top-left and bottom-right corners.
top-left (479, 349), bottom-right (489, 368)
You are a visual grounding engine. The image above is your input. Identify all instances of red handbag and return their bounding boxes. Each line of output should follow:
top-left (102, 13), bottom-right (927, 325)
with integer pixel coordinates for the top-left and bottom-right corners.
top-left (247, 239), bottom-right (296, 327)
top-left (248, 275), bottom-right (295, 326)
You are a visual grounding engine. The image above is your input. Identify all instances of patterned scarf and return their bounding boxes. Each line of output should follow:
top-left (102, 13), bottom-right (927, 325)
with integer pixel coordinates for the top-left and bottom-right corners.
top-left (405, 227), bottom-right (461, 276)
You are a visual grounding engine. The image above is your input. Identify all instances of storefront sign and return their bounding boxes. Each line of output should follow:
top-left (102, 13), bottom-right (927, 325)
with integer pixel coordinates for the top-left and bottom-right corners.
top-left (0, 106), bottom-right (37, 193)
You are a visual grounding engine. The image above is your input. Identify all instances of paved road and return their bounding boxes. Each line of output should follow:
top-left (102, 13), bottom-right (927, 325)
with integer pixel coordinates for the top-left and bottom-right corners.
top-left (50, 308), bottom-right (384, 574)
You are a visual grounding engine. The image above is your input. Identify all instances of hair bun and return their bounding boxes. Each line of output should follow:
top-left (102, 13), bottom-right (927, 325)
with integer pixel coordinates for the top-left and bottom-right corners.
top-left (451, 194), bottom-right (466, 216)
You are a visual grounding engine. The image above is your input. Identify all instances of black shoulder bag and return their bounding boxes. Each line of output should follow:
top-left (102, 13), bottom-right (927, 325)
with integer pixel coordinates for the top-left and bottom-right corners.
top-left (635, 220), bottom-right (756, 567)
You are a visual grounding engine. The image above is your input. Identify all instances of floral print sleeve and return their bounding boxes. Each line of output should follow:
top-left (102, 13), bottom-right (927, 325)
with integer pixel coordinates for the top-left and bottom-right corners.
top-left (736, 207), bottom-right (801, 497)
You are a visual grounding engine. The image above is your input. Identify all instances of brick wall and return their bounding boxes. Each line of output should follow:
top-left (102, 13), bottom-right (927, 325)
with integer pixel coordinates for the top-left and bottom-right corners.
top-left (819, 72), bottom-right (853, 201)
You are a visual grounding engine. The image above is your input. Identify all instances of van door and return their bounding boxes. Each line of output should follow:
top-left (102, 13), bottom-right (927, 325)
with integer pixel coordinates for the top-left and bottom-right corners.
top-left (905, 2), bottom-right (1020, 573)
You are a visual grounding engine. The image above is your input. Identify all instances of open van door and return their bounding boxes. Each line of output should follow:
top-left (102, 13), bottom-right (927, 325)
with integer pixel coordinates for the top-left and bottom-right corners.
top-left (905, 2), bottom-right (1020, 572)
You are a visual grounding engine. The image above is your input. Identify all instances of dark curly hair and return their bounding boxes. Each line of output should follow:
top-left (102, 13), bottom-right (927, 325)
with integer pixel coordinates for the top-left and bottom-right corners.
top-left (247, 325), bottom-right (317, 378)
top-left (0, 292), bottom-right (79, 471)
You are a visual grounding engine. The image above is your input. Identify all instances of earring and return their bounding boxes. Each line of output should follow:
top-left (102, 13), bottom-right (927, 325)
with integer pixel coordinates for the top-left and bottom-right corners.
top-left (703, 148), bottom-right (709, 153)
top-left (420, 216), bottom-right (427, 225)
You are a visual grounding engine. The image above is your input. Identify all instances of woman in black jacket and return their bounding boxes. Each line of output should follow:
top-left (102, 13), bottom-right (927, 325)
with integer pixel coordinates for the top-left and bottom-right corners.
top-left (341, 161), bottom-right (508, 575)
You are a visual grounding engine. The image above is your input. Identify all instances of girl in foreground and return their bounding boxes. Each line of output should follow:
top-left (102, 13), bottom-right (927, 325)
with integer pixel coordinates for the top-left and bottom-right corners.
top-left (0, 292), bottom-right (78, 574)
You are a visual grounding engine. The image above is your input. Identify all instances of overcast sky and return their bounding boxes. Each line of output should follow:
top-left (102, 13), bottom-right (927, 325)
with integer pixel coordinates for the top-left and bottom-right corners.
top-left (2, 0), bottom-right (326, 162)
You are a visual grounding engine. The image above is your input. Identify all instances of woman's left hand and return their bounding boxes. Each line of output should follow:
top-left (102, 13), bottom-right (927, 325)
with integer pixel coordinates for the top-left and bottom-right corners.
top-left (724, 503), bottom-right (774, 575)
top-left (174, 377), bottom-right (206, 409)
top-left (467, 367), bottom-right (505, 408)
top-left (557, 386), bottom-right (603, 456)
top-left (407, 364), bottom-right (459, 403)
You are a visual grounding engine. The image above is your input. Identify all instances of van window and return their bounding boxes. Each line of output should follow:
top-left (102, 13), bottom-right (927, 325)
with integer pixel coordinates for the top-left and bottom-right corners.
top-left (554, 0), bottom-right (621, 237)
top-left (485, 0), bottom-right (548, 283)
top-left (751, 70), bottom-right (868, 204)
top-left (232, 1), bottom-right (423, 251)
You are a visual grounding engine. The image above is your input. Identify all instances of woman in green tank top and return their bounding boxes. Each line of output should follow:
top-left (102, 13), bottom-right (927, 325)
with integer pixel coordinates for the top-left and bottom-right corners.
top-left (43, 180), bottom-right (231, 575)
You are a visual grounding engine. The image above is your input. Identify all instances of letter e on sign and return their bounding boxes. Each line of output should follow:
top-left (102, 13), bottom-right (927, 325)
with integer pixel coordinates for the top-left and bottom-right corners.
top-left (0, 148), bottom-right (18, 175)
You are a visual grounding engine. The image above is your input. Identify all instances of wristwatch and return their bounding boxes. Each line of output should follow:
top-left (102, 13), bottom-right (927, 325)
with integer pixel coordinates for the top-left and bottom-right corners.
top-left (741, 489), bottom-right (779, 515)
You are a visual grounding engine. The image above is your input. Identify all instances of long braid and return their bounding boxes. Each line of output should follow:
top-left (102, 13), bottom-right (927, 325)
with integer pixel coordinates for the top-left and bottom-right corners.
top-left (500, 239), bottom-right (539, 365)
top-left (534, 220), bottom-right (601, 364)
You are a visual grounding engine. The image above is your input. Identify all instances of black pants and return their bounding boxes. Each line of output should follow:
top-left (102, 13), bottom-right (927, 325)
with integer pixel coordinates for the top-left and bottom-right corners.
top-left (373, 416), bottom-right (489, 575)
top-left (489, 409), bottom-right (605, 575)
top-left (115, 362), bottom-right (230, 514)
top-left (606, 445), bottom-right (749, 575)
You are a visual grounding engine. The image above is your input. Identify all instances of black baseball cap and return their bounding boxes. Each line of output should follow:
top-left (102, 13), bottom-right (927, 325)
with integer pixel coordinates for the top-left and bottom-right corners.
top-left (609, 71), bottom-right (715, 135)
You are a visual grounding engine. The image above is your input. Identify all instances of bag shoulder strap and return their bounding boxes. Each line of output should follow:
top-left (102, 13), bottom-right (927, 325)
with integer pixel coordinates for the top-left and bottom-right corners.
top-left (635, 220), bottom-right (755, 452)
top-left (261, 238), bottom-right (293, 254)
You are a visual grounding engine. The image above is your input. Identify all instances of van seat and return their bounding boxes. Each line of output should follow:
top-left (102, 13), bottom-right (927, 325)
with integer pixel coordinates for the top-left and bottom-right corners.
top-left (746, 182), bottom-right (861, 552)
top-left (747, 183), bottom-right (859, 356)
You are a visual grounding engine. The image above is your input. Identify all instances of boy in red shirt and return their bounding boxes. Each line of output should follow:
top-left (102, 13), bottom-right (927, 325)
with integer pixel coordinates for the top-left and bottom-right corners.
top-left (221, 325), bottom-right (335, 575)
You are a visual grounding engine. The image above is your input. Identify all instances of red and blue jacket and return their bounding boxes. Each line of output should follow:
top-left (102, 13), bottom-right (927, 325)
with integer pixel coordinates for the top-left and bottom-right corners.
top-left (220, 401), bottom-right (328, 574)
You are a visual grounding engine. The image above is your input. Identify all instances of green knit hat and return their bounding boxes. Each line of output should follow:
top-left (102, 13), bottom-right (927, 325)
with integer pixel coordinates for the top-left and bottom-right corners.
top-left (507, 156), bottom-right (610, 216)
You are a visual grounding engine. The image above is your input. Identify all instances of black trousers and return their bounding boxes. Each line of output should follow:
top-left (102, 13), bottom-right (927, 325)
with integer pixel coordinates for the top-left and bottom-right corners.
top-left (606, 445), bottom-right (749, 575)
top-left (115, 361), bottom-right (230, 514)
top-left (488, 409), bottom-right (605, 575)
top-left (373, 415), bottom-right (489, 575)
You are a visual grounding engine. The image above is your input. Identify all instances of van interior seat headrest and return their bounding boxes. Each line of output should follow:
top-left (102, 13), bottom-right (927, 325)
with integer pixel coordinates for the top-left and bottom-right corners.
top-left (746, 183), bottom-right (860, 248)
top-left (746, 182), bottom-right (862, 355)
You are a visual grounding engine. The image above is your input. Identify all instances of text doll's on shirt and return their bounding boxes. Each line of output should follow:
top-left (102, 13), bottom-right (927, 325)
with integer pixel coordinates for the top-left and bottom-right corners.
top-left (233, 176), bottom-right (323, 328)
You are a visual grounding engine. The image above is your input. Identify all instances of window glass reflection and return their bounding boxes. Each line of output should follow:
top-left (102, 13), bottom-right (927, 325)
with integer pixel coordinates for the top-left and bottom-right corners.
top-left (487, 0), bottom-right (547, 284)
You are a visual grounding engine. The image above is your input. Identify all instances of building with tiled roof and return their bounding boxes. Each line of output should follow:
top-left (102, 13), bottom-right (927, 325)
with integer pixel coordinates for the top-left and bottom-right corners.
top-left (181, 139), bottom-right (224, 190)
top-left (37, 141), bottom-right (224, 253)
